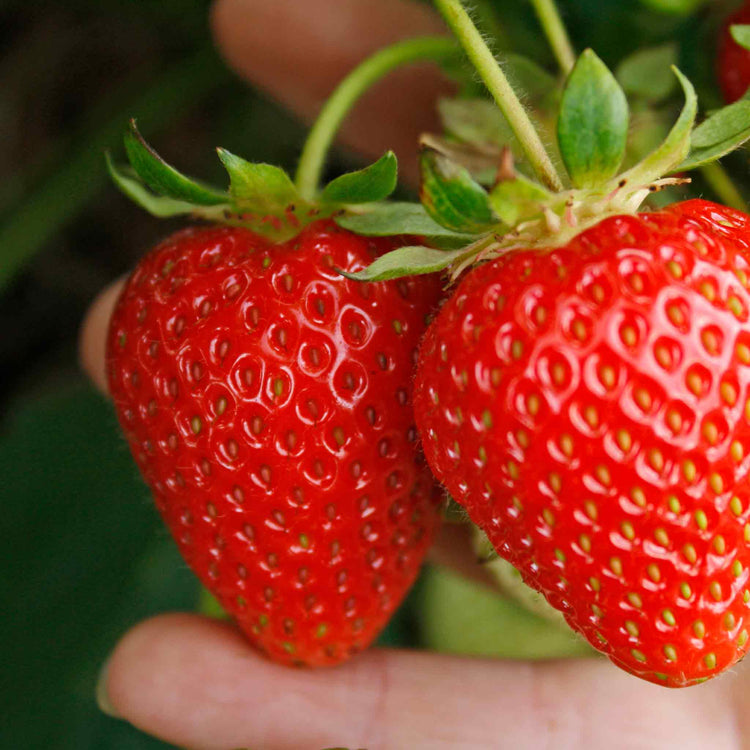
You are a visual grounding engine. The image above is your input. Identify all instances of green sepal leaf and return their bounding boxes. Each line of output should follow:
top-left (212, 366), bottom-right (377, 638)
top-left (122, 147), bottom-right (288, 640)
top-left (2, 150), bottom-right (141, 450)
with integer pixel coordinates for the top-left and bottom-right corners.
top-left (335, 202), bottom-right (475, 239)
top-left (420, 150), bottom-right (497, 233)
top-left (637, 0), bottom-right (707, 15)
top-left (616, 43), bottom-right (678, 102)
top-left (124, 120), bottom-right (228, 206)
top-left (217, 148), bottom-right (302, 213)
top-left (439, 98), bottom-right (520, 152)
top-left (339, 244), bottom-right (464, 282)
top-left (731, 25), bottom-right (750, 51)
top-left (674, 99), bottom-right (750, 172)
top-left (321, 151), bottom-right (398, 204)
top-left (105, 153), bottom-right (221, 218)
top-left (557, 49), bottom-right (629, 189)
top-left (618, 67), bottom-right (696, 186)
top-left (488, 174), bottom-right (551, 226)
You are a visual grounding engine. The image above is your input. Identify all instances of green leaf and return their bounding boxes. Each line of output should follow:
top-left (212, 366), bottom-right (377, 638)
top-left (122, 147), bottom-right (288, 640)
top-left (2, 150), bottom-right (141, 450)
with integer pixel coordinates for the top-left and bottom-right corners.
top-left (420, 150), bottom-right (496, 233)
top-left (335, 202), bottom-right (475, 239)
top-left (339, 244), bottom-right (464, 281)
top-left (106, 153), bottom-right (210, 218)
top-left (619, 67), bottom-right (697, 186)
top-left (557, 49), bottom-right (629, 188)
top-left (321, 151), bottom-right (398, 204)
top-left (124, 120), bottom-right (228, 206)
top-left (731, 25), bottom-right (750, 51)
top-left (439, 97), bottom-right (518, 149)
top-left (489, 174), bottom-right (551, 226)
top-left (216, 148), bottom-right (301, 212)
top-left (637, 0), bottom-right (707, 15)
top-left (502, 53), bottom-right (559, 102)
top-left (616, 43), bottom-right (678, 102)
top-left (674, 99), bottom-right (750, 172)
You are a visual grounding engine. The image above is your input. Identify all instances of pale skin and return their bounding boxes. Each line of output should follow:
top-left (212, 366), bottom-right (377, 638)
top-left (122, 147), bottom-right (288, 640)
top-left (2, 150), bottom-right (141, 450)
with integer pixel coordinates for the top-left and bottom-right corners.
top-left (82, 1), bottom-right (750, 747)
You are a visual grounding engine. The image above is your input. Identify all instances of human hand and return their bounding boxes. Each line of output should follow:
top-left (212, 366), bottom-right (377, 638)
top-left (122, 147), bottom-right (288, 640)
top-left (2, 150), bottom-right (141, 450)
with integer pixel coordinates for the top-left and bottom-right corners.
top-left (82, 1), bottom-right (750, 747)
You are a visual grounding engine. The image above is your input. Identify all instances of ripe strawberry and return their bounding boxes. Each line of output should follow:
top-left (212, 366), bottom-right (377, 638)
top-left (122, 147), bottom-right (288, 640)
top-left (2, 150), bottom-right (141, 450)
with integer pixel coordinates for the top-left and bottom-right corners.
top-left (717, 1), bottom-right (750, 103)
top-left (107, 219), bottom-right (443, 666)
top-left (414, 199), bottom-right (750, 686)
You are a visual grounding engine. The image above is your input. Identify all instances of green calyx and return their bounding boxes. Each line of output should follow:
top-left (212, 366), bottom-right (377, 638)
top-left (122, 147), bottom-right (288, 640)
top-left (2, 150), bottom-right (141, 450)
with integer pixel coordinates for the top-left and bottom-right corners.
top-left (107, 120), bottom-right (401, 242)
top-left (347, 40), bottom-right (750, 283)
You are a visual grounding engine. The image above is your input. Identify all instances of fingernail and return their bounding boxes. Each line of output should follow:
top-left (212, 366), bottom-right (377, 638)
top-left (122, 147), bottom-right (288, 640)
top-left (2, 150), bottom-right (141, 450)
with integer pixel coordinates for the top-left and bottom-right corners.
top-left (96, 657), bottom-right (119, 718)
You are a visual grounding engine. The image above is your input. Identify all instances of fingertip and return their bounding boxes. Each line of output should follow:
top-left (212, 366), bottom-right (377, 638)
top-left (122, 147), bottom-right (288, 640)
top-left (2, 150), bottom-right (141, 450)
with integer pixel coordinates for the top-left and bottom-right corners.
top-left (79, 278), bottom-right (125, 395)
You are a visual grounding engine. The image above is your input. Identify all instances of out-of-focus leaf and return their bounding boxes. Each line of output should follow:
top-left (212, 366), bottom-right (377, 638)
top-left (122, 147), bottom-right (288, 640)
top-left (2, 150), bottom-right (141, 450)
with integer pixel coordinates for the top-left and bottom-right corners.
top-left (616, 43), bottom-right (678, 102)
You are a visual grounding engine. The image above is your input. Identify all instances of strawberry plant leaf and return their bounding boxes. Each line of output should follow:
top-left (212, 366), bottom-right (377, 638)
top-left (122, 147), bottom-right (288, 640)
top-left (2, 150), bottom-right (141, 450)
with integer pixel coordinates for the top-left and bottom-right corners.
top-left (503, 53), bottom-right (559, 103)
top-left (124, 120), bottom-right (228, 206)
top-left (439, 97), bottom-right (519, 150)
top-left (217, 148), bottom-right (302, 213)
top-left (420, 149), bottom-right (497, 233)
top-left (731, 24), bottom-right (750, 51)
top-left (335, 202), bottom-right (475, 239)
top-left (674, 99), bottom-right (750, 172)
top-left (338, 244), bottom-right (464, 281)
top-left (618, 67), bottom-right (696, 186)
top-left (321, 151), bottom-right (398, 204)
top-left (106, 153), bottom-right (212, 218)
top-left (489, 174), bottom-right (551, 225)
top-left (616, 43), bottom-right (678, 102)
top-left (637, 0), bottom-right (707, 14)
top-left (557, 49), bottom-right (629, 189)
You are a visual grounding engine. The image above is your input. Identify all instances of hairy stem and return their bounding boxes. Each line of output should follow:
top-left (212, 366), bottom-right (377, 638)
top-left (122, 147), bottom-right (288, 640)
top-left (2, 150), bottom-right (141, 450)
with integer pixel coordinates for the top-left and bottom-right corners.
top-left (433, 0), bottom-right (564, 191)
top-left (530, 0), bottom-right (576, 75)
top-left (294, 36), bottom-right (458, 201)
top-left (699, 162), bottom-right (746, 212)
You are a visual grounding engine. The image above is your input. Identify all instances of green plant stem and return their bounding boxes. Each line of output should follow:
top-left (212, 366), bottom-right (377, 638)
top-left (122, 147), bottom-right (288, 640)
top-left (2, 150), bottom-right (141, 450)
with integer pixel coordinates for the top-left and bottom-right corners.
top-left (700, 162), bottom-right (746, 211)
top-left (529, 0), bottom-right (576, 75)
top-left (433, 0), bottom-right (564, 191)
top-left (294, 36), bottom-right (458, 201)
top-left (0, 47), bottom-right (228, 294)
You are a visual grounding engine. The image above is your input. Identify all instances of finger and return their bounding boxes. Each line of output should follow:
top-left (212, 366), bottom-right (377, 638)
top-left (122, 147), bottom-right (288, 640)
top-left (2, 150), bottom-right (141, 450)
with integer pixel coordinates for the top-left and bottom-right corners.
top-left (210, 0), bottom-right (453, 180)
top-left (78, 278), bottom-right (124, 394)
top-left (100, 613), bottom-right (740, 750)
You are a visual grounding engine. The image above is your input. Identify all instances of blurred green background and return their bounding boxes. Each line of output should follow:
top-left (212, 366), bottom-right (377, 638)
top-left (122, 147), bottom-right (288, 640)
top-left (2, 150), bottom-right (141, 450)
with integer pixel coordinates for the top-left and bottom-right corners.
top-left (0, 0), bottom-right (739, 747)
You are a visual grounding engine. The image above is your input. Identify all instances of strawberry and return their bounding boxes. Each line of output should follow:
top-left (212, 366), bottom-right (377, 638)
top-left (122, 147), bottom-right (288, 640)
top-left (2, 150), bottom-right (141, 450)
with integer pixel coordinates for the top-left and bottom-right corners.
top-left (349, 1), bottom-right (750, 686)
top-left (107, 219), bottom-right (443, 666)
top-left (103, 116), bottom-right (448, 665)
top-left (415, 198), bottom-right (750, 686)
top-left (717, 1), bottom-right (750, 103)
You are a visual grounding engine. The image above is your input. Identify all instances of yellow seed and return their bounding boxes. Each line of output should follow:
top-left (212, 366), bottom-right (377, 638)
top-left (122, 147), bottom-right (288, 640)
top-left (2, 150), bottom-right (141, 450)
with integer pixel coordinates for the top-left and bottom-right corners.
top-left (621, 326), bottom-right (637, 347)
top-left (631, 487), bottom-right (647, 508)
top-left (649, 449), bottom-right (665, 473)
top-left (627, 592), bottom-right (643, 609)
top-left (668, 496), bottom-right (681, 514)
top-left (600, 365), bottom-right (616, 389)
top-left (739, 630), bottom-right (749, 647)
top-left (745, 523), bottom-right (750, 542)
top-left (737, 268), bottom-right (749, 287)
top-left (687, 371), bottom-right (703, 397)
top-left (700, 280), bottom-right (717, 301)
top-left (647, 563), bottom-right (661, 582)
top-left (477, 446), bottom-right (487, 465)
top-left (654, 528), bottom-right (669, 547)
top-left (560, 434), bottom-right (574, 457)
top-left (584, 500), bottom-right (598, 521)
top-left (710, 581), bottom-right (722, 601)
top-left (744, 589), bottom-right (750, 603)
top-left (549, 472), bottom-right (562, 493)
top-left (664, 645), bottom-right (677, 661)
top-left (680, 582), bottom-right (692, 599)
top-left (516, 429), bottom-right (529, 449)
top-left (621, 521), bottom-right (635, 541)
top-left (610, 557), bottom-right (623, 576)
top-left (667, 304), bottom-right (685, 327)
top-left (704, 652), bottom-right (717, 669)
top-left (662, 609), bottom-right (676, 627)
top-left (589, 577), bottom-right (601, 592)
top-left (579, 534), bottom-right (592, 553)
top-left (666, 260), bottom-right (683, 279)
top-left (666, 409), bottom-right (683, 434)
top-left (631, 649), bottom-right (647, 663)
top-left (595, 465), bottom-right (612, 486)
top-left (527, 394), bottom-right (540, 416)
top-left (511, 340), bottom-right (524, 359)
top-left (654, 343), bottom-right (672, 369)
top-left (729, 296), bottom-right (744, 317)
top-left (701, 328), bottom-right (720, 355)
top-left (731, 442), bottom-right (744, 462)
top-left (713, 535), bottom-right (727, 555)
top-left (591, 603), bottom-right (603, 617)
top-left (572, 319), bottom-right (587, 341)
top-left (551, 363), bottom-right (566, 385)
top-left (507, 461), bottom-right (519, 480)
top-left (695, 509), bottom-right (708, 530)
top-left (733, 560), bottom-right (744, 577)
top-left (583, 405), bottom-right (599, 428)
top-left (542, 508), bottom-right (555, 527)
top-left (724, 613), bottom-right (736, 630)
top-left (554, 548), bottom-right (566, 562)
top-left (625, 620), bottom-right (639, 637)
top-left (709, 473), bottom-right (724, 494)
top-left (702, 422), bottom-right (719, 445)
top-left (683, 460), bottom-right (697, 483)
top-left (617, 430), bottom-right (632, 452)
top-left (693, 620), bottom-right (706, 638)
top-left (682, 543), bottom-right (697, 564)
top-left (635, 388), bottom-right (652, 412)
top-left (722, 382), bottom-right (738, 406)
top-left (738, 342), bottom-right (750, 364)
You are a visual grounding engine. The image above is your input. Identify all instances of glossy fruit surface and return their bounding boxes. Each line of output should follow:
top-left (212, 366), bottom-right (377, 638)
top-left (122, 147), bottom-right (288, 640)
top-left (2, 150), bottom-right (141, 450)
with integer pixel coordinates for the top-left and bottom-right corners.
top-left (415, 199), bottom-right (750, 686)
top-left (717, 1), bottom-right (750, 103)
top-left (107, 220), bottom-right (443, 666)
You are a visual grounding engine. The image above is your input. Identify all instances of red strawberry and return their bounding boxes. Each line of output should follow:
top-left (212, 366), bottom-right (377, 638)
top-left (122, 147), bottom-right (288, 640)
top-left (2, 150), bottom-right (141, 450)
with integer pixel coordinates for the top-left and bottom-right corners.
top-left (717, 1), bottom-right (750, 103)
top-left (414, 199), bottom-right (750, 687)
top-left (107, 219), bottom-right (443, 666)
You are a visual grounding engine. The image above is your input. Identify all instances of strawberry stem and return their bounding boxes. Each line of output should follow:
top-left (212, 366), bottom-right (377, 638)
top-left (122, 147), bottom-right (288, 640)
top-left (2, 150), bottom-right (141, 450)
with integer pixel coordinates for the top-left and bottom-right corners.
top-left (529, 0), bottom-right (576, 75)
top-left (434, 0), bottom-right (564, 192)
top-left (294, 36), bottom-right (458, 201)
